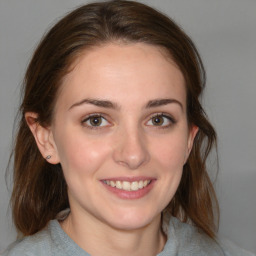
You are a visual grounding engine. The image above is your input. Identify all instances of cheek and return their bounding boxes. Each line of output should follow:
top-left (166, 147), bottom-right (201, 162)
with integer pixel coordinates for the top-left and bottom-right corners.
top-left (148, 133), bottom-right (188, 210)
top-left (55, 131), bottom-right (110, 177)
top-left (153, 133), bottom-right (188, 170)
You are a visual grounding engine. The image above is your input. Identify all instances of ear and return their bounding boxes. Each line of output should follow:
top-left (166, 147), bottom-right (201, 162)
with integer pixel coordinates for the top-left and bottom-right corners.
top-left (184, 124), bottom-right (199, 164)
top-left (25, 112), bottom-right (60, 164)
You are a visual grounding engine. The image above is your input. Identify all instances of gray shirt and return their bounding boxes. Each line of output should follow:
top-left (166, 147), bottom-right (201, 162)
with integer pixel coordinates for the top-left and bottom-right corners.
top-left (1, 217), bottom-right (255, 256)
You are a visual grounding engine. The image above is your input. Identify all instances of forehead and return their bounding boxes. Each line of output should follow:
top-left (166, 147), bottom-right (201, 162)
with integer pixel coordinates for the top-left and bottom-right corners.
top-left (56, 43), bottom-right (186, 110)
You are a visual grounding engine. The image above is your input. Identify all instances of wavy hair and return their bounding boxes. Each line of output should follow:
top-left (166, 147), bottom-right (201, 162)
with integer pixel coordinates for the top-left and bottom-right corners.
top-left (10, 0), bottom-right (219, 238)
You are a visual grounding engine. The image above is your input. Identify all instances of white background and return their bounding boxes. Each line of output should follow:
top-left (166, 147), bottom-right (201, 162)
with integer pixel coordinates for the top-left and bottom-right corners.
top-left (0, 0), bottom-right (255, 253)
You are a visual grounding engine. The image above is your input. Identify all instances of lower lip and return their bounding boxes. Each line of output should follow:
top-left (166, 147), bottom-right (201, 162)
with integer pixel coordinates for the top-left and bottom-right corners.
top-left (101, 180), bottom-right (156, 200)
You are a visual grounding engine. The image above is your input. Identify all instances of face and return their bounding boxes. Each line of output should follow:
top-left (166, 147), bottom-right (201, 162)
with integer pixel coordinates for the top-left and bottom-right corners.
top-left (49, 43), bottom-right (197, 230)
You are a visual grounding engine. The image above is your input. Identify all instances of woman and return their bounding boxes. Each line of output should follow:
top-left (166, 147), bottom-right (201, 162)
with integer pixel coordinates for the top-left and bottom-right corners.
top-left (2, 1), bottom-right (254, 255)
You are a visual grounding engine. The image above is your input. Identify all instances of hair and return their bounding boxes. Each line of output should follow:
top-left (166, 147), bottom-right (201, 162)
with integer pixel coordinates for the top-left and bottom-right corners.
top-left (11, 0), bottom-right (219, 238)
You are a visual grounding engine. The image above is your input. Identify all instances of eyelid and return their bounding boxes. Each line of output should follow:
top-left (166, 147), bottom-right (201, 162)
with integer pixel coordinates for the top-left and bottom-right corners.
top-left (145, 112), bottom-right (176, 127)
top-left (81, 113), bottom-right (112, 129)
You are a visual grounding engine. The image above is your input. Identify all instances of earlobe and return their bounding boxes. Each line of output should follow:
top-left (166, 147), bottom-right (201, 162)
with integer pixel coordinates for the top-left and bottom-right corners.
top-left (25, 112), bottom-right (60, 164)
top-left (184, 125), bottom-right (199, 164)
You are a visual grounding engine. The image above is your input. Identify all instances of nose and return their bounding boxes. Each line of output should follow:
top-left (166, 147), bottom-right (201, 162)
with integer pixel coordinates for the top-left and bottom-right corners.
top-left (113, 127), bottom-right (150, 170)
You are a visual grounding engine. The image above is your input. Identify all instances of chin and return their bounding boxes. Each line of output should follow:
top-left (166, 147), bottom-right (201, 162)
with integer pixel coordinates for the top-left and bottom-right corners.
top-left (103, 208), bottom-right (160, 231)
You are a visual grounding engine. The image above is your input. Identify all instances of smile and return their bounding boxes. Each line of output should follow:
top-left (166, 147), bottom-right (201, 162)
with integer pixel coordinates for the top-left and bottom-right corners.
top-left (103, 180), bottom-right (151, 191)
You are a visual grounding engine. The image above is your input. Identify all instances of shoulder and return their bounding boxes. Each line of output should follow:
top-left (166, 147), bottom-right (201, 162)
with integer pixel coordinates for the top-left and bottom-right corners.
top-left (1, 231), bottom-right (51, 256)
top-left (169, 217), bottom-right (225, 255)
top-left (0, 220), bottom-right (62, 256)
top-left (219, 238), bottom-right (255, 256)
top-left (162, 217), bottom-right (255, 256)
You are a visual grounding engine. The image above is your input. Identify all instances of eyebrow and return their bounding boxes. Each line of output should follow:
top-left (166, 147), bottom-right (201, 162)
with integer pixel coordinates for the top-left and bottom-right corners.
top-left (69, 98), bottom-right (119, 110)
top-left (146, 98), bottom-right (183, 111)
top-left (69, 98), bottom-right (183, 111)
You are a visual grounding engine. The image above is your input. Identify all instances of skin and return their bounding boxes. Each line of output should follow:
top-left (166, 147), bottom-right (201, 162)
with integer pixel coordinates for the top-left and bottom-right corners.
top-left (26, 43), bottom-right (198, 256)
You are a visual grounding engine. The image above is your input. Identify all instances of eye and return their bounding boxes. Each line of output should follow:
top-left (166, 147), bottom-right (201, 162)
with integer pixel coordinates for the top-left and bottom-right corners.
top-left (82, 114), bottom-right (110, 128)
top-left (146, 113), bottom-right (175, 128)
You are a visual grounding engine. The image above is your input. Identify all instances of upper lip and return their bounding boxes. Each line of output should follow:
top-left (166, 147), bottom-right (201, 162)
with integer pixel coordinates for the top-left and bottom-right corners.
top-left (100, 176), bottom-right (156, 182)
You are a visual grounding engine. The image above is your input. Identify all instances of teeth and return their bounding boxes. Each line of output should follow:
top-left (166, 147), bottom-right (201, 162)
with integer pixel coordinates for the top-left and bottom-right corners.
top-left (123, 181), bottom-right (131, 191)
top-left (110, 181), bottom-right (115, 188)
top-left (104, 180), bottom-right (151, 191)
top-left (116, 181), bottom-right (122, 189)
top-left (131, 181), bottom-right (138, 191)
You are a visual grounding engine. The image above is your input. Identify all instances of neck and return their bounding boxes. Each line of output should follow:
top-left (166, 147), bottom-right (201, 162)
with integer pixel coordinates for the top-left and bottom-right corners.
top-left (61, 211), bottom-right (166, 256)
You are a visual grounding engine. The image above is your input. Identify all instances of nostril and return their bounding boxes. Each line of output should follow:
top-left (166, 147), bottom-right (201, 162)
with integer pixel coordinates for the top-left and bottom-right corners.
top-left (112, 135), bottom-right (150, 170)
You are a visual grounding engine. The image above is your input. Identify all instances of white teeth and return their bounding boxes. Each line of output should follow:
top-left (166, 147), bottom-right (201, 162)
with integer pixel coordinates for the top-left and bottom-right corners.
top-left (131, 181), bottom-right (138, 191)
top-left (122, 181), bottom-right (131, 191)
top-left (104, 180), bottom-right (151, 191)
top-left (116, 181), bottom-right (122, 189)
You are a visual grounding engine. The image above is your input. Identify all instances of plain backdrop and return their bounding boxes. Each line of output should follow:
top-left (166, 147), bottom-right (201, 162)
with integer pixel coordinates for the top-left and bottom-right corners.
top-left (0, 0), bottom-right (255, 253)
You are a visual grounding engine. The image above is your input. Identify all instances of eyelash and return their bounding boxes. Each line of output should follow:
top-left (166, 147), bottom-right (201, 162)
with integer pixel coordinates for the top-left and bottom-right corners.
top-left (81, 113), bottom-right (111, 129)
top-left (81, 113), bottom-right (176, 130)
top-left (146, 113), bottom-right (176, 128)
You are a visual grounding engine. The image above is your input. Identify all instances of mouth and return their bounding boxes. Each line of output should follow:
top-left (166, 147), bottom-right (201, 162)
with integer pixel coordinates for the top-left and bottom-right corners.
top-left (102, 179), bottom-right (151, 191)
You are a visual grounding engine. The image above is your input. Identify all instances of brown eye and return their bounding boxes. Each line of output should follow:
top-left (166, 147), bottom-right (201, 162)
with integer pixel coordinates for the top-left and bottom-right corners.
top-left (89, 116), bottom-right (102, 126)
top-left (146, 114), bottom-right (175, 128)
top-left (82, 114), bottom-right (110, 128)
top-left (152, 116), bottom-right (164, 126)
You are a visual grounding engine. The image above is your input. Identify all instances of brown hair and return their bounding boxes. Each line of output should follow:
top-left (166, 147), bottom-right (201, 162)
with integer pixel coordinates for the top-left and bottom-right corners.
top-left (11, 0), bottom-right (219, 238)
